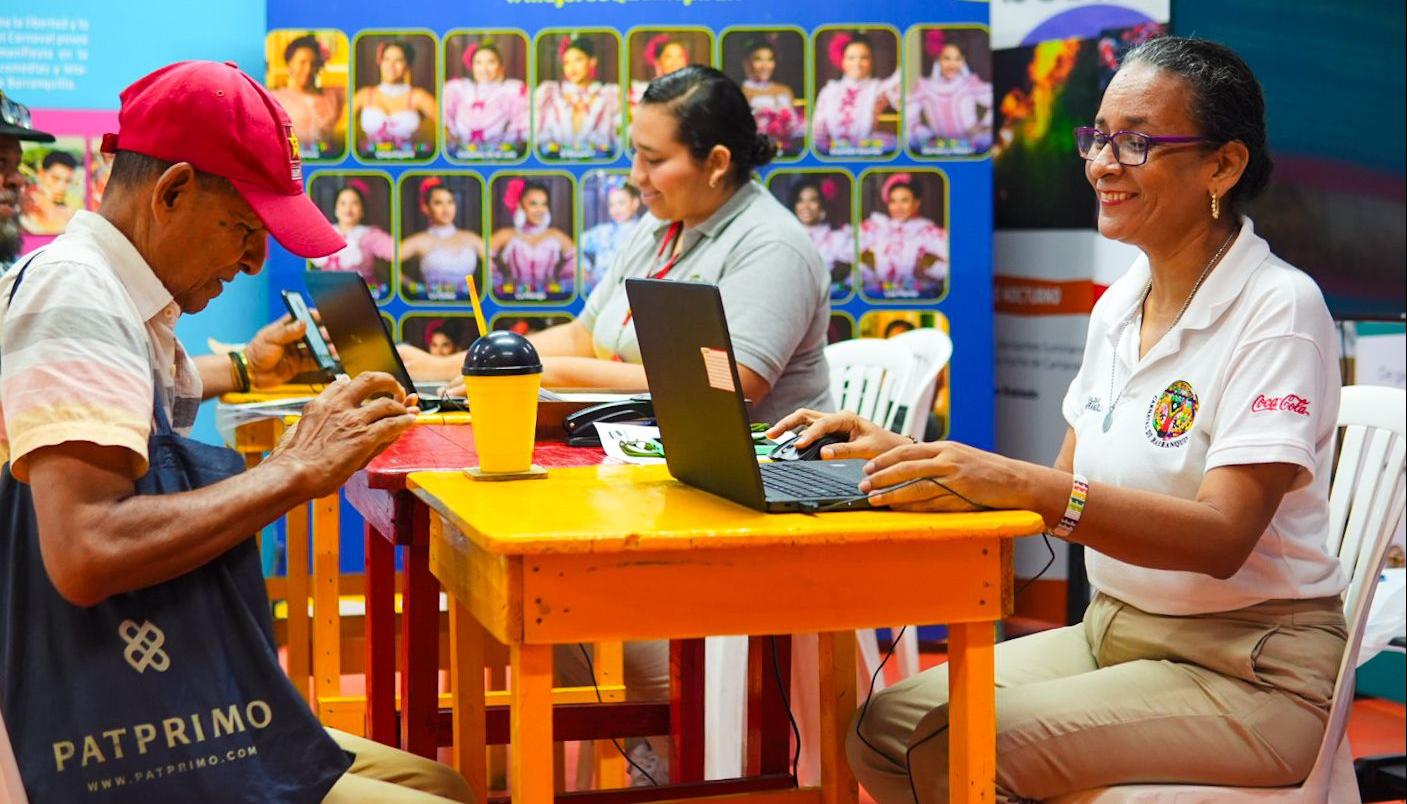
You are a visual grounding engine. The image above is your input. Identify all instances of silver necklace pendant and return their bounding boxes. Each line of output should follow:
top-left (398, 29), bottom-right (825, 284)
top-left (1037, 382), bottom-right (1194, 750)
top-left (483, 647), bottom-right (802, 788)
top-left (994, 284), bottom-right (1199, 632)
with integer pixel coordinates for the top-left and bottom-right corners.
top-left (1102, 409), bottom-right (1115, 432)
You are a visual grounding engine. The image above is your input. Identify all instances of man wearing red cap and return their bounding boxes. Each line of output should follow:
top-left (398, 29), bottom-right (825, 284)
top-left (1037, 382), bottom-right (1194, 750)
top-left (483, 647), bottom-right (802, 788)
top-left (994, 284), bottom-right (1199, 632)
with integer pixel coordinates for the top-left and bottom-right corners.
top-left (0, 62), bottom-right (469, 802)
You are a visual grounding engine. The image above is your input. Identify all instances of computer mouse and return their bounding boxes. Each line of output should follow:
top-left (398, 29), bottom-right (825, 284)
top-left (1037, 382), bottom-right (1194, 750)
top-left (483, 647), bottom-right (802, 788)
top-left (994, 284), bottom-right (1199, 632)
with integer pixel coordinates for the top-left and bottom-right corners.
top-left (769, 433), bottom-right (850, 462)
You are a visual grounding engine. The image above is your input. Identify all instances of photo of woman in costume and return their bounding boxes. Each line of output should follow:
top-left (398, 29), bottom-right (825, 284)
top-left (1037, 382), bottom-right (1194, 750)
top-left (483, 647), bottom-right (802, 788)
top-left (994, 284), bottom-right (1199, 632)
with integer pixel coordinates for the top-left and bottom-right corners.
top-left (905, 27), bottom-right (993, 156)
top-left (769, 171), bottom-right (854, 299)
top-left (627, 29), bottom-right (712, 117)
top-left (859, 170), bottom-right (949, 301)
top-left (401, 315), bottom-right (478, 356)
top-left (534, 32), bottom-right (622, 161)
top-left (488, 175), bottom-right (577, 303)
top-left (722, 30), bottom-right (807, 159)
top-left (352, 34), bottom-right (438, 160)
top-left (399, 174), bottom-right (485, 302)
top-left (579, 171), bottom-right (644, 295)
top-left (812, 28), bottom-right (901, 158)
top-left (442, 32), bottom-right (529, 161)
top-left (308, 174), bottom-right (395, 300)
top-left (266, 30), bottom-right (347, 160)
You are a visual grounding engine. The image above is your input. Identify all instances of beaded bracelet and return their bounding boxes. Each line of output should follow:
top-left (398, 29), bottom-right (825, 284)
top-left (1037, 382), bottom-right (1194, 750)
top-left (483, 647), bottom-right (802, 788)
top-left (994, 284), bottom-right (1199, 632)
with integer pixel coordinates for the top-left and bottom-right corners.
top-left (1050, 473), bottom-right (1089, 538)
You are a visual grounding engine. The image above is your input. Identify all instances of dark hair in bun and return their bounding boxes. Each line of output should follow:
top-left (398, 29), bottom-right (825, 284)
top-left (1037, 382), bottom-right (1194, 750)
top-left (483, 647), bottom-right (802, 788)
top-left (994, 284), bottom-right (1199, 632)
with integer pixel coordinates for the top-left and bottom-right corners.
top-left (641, 64), bottom-right (775, 187)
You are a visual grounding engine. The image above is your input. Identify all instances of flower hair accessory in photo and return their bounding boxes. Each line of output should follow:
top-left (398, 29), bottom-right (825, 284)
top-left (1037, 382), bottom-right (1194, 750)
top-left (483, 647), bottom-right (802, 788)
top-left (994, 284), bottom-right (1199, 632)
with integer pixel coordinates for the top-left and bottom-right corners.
top-left (644, 33), bottom-right (672, 71)
top-left (418, 176), bottom-right (445, 214)
top-left (503, 177), bottom-right (527, 211)
top-left (881, 172), bottom-right (913, 203)
top-left (827, 31), bottom-right (854, 71)
top-left (820, 176), bottom-right (839, 201)
top-left (461, 35), bottom-right (495, 72)
top-left (345, 177), bottom-right (372, 197)
top-left (423, 318), bottom-right (446, 348)
top-left (558, 33), bottom-right (598, 80)
top-left (923, 28), bottom-right (946, 60)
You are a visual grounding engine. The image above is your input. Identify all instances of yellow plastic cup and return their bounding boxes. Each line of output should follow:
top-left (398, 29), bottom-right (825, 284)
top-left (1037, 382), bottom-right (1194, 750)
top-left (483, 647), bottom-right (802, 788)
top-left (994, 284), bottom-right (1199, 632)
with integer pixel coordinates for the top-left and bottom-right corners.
top-left (464, 372), bottom-right (541, 473)
top-left (461, 331), bottom-right (543, 474)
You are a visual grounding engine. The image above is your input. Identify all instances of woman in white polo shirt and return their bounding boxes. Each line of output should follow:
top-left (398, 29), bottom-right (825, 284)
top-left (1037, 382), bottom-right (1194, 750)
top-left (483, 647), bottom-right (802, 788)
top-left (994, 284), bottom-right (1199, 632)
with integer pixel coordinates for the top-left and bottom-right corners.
top-left (770, 37), bottom-right (1347, 801)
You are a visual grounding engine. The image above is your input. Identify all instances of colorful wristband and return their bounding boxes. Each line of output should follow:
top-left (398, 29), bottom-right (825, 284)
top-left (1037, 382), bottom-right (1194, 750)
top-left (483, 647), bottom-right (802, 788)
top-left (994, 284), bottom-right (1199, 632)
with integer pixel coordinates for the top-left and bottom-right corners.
top-left (1050, 473), bottom-right (1089, 538)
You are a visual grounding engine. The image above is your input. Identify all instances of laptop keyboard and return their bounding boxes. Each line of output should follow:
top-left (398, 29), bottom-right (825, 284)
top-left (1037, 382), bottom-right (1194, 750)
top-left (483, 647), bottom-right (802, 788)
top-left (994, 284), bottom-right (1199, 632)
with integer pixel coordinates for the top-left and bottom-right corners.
top-left (760, 461), bottom-right (864, 500)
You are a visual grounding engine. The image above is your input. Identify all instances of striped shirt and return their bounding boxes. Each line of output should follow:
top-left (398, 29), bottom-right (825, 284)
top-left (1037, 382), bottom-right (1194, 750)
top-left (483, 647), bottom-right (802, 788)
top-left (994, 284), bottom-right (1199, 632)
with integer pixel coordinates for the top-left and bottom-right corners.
top-left (0, 211), bottom-right (202, 481)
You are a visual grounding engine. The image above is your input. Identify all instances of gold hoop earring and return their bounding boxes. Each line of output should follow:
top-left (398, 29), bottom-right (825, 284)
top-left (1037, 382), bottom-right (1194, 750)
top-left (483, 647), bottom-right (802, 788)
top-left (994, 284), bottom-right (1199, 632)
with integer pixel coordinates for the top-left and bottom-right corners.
top-left (1210, 191), bottom-right (1220, 220)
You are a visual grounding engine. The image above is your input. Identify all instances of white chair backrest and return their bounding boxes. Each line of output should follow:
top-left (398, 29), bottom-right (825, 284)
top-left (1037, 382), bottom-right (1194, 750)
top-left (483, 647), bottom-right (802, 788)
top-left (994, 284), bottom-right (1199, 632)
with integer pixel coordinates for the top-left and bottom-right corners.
top-left (1303, 384), bottom-right (1406, 792)
top-left (889, 328), bottom-right (954, 440)
top-left (824, 338), bottom-right (919, 431)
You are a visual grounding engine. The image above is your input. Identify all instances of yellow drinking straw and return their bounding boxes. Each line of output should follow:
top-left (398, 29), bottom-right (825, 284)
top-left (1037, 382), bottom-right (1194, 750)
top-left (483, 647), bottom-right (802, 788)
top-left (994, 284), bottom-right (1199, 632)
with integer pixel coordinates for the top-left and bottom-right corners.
top-left (465, 274), bottom-right (488, 338)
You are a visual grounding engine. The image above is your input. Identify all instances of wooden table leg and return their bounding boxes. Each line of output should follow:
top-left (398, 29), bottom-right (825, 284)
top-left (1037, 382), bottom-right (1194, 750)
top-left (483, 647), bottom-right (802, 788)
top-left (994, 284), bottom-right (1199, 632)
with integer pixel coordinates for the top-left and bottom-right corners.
top-left (747, 635), bottom-right (793, 776)
top-left (948, 621), bottom-right (996, 804)
top-left (670, 638), bottom-right (706, 783)
top-left (510, 643), bottom-right (554, 803)
top-left (285, 502), bottom-right (310, 703)
top-left (818, 631), bottom-right (858, 804)
top-left (401, 505), bottom-right (439, 758)
top-left (450, 600), bottom-right (486, 804)
top-left (593, 641), bottom-right (627, 789)
top-left (311, 493), bottom-right (341, 711)
top-left (364, 523), bottom-right (396, 744)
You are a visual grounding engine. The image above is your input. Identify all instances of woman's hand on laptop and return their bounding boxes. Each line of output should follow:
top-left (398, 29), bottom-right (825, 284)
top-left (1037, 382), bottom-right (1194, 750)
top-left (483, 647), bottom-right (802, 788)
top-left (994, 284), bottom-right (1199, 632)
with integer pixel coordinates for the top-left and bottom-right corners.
top-left (765, 409), bottom-right (911, 461)
top-left (858, 440), bottom-right (1026, 513)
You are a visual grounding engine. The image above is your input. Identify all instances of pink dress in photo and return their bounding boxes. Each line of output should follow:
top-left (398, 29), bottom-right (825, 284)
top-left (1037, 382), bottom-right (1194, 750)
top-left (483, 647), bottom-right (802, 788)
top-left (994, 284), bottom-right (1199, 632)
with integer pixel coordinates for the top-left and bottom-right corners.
top-left (312, 224), bottom-right (394, 292)
top-left (443, 77), bottom-right (528, 158)
top-left (860, 213), bottom-right (948, 299)
top-left (812, 72), bottom-right (901, 155)
top-left (905, 66), bottom-right (993, 154)
top-left (534, 80), bottom-right (621, 157)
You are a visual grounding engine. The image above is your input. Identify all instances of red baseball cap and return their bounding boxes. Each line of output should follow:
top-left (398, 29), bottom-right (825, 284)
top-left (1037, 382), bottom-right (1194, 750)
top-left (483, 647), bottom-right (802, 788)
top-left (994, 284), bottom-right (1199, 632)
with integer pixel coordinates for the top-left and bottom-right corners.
top-left (101, 60), bottom-right (343, 258)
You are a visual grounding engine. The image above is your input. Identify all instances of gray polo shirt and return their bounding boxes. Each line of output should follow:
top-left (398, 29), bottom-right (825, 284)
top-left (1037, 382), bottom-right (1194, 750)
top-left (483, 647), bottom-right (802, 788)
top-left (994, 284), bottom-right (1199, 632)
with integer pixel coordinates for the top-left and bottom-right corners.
top-left (579, 180), bottom-right (833, 423)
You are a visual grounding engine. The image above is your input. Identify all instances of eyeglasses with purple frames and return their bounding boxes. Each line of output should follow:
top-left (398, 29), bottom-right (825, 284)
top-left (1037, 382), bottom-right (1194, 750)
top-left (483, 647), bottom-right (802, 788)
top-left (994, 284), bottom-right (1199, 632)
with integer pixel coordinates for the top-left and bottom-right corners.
top-left (1074, 126), bottom-right (1211, 167)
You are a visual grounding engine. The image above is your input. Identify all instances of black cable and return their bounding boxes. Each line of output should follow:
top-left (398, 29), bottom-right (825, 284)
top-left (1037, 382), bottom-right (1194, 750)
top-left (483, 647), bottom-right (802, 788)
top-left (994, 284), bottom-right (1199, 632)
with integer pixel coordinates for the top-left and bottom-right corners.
top-left (767, 635), bottom-right (803, 778)
top-left (807, 476), bottom-right (993, 514)
top-left (577, 643), bottom-right (660, 787)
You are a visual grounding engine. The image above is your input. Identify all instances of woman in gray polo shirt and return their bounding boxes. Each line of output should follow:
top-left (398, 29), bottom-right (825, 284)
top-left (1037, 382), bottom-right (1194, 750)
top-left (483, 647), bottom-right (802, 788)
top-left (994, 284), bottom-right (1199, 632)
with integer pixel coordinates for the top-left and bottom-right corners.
top-left (405, 65), bottom-right (833, 424)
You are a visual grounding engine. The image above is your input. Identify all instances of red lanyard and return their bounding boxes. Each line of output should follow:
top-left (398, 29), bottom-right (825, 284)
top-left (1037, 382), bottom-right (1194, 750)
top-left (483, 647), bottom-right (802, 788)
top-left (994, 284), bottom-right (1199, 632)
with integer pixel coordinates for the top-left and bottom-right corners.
top-left (620, 221), bottom-right (684, 328)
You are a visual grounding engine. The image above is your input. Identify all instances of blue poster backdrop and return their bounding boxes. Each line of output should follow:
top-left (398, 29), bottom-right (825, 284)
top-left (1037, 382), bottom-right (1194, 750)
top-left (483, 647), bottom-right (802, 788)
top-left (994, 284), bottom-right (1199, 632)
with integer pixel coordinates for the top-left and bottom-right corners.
top-left (264, 0), bottom-right (994, 452)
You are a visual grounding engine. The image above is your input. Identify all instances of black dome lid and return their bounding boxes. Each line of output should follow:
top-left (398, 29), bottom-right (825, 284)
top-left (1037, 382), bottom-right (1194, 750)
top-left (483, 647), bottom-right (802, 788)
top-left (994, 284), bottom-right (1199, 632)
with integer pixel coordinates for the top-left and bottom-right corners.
top-left (461, 331), bottom-right (543, 376)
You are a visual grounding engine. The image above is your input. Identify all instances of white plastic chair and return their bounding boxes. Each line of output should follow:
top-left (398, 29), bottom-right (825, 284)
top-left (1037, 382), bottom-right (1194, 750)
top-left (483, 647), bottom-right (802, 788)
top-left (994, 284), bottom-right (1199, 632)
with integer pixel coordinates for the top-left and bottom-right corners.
top-left (825, 338), bottom-right (922, 435)
top-left (828, 334), bottom-right (952, 687)
top-left (1050, 385), bottom-right (1407, 804)
top-left (889, 327), bottom-right (954, 441)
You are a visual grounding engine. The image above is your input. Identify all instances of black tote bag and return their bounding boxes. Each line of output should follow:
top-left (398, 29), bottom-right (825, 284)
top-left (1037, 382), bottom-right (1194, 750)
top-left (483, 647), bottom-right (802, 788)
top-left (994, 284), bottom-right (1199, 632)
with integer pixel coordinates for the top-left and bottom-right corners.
top-left (0, 261), bottom-right (350, 802)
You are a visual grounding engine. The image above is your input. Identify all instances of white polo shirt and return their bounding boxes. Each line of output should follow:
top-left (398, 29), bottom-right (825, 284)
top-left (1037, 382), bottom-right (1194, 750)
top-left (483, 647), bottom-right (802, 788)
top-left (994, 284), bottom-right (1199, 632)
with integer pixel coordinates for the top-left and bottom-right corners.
top-left (1062, 217), bottom-right (1347, 615)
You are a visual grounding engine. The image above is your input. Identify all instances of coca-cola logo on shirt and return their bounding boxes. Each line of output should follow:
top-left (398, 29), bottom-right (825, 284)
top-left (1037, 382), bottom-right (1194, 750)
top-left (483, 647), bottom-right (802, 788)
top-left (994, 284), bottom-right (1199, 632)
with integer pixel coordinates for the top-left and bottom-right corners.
top-left (1250, 394), bottom-right (1311, 416)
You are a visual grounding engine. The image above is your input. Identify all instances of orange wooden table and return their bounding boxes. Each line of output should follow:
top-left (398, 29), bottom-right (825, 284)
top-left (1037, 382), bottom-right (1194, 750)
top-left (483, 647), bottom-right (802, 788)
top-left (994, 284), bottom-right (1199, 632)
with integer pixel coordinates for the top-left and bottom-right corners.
top-left (410, 462), bottom-right (1044, 804)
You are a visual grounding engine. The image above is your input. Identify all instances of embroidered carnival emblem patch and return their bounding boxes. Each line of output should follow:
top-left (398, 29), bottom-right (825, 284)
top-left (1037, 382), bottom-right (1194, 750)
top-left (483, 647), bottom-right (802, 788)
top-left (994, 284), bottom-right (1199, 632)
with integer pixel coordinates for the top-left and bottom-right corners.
top-left (1146, 380), bottom-right (1198, 448)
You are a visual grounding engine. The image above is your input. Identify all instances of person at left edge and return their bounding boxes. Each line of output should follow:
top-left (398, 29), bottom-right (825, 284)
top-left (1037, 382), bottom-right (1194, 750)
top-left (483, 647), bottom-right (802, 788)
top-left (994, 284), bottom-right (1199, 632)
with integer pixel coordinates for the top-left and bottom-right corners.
top-left (0, 89), bottom-right (50, 273)
top-left (0, 60), bottom-right (471, 802)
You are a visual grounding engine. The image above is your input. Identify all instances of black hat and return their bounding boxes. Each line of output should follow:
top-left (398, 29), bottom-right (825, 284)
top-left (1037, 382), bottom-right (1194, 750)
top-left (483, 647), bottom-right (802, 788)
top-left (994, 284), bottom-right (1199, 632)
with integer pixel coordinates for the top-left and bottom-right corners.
top-left (0, 90), bottom-right (56, 143)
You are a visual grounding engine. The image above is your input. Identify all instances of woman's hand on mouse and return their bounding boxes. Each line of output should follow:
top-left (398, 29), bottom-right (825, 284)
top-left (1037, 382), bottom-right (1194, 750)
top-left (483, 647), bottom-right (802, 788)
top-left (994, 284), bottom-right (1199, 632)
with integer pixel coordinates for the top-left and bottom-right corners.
top-left (765, 409), bottom-right (912, 461)
top-left (859, 440), bottom-right (1032, 513)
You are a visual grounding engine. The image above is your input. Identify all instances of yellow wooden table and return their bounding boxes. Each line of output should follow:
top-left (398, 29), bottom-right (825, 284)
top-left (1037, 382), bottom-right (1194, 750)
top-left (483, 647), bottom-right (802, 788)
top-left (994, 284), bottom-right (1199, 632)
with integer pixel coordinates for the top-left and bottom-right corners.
top-left (410, 463), bottom-right (1044, 803)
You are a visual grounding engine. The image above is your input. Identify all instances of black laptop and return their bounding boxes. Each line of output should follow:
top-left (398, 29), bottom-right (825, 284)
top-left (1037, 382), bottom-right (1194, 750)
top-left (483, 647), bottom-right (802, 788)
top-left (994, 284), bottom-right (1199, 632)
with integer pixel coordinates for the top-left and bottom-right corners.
top-left (626, 278), bottom-right (871, 513)
top-left (302, 271), bottom-right (465, 412)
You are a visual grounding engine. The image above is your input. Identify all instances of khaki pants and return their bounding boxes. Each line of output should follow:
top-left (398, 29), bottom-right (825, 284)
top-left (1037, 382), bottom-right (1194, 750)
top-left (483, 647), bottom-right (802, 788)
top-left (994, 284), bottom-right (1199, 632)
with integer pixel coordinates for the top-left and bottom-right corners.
top-left (847, 593), bottom-right (1346, 803)
top-left (323, 728), bottom-right (473, 803)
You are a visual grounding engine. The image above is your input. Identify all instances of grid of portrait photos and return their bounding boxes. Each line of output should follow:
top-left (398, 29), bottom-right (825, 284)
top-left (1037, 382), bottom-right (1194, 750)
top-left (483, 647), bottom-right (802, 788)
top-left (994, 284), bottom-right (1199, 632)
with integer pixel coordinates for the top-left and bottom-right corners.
top-left (267, 22), bottom-right (988, 433)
